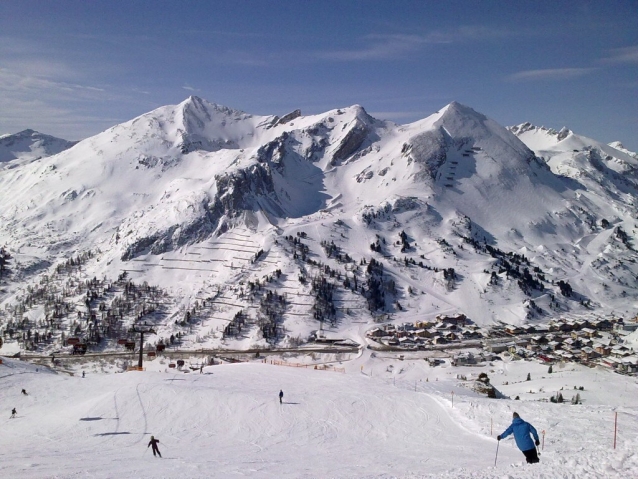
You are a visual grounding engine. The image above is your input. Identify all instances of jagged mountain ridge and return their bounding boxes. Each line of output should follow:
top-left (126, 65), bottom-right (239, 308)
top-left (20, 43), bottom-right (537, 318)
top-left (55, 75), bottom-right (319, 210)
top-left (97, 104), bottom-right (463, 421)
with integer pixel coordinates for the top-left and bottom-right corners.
top-left (509, 122), bottom-right (638, 221)
top-left (1, 97), bottom-right (637, 353)
top-left (0, 129), bottom-right (77, 163)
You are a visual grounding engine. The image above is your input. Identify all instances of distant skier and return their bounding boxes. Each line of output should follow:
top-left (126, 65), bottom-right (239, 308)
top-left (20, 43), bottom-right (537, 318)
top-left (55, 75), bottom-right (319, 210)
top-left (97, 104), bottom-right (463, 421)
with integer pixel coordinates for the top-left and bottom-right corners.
top-left (279, 389), bottom-right (284, 404)
top-left (10, 408), bottom-right (17, 418)
top-left (82, 371), bottom-right (85, 378)
top-left (200, 365), bottom-right (204, 374)
top-left (21, 389), bottom-right (28, 395)
top-left (148, 435), bottom-right (161, 457)
top-left (497, 412), bottom-right (540, 463)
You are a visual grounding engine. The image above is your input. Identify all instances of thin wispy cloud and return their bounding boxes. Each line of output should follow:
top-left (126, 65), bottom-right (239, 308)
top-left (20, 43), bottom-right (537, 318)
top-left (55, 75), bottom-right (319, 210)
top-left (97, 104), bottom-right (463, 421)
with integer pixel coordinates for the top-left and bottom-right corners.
top-left (507, 68), bottom-right (594, 82)
top-left (318, 34), bottom-right (426, 61)
top-left (182, 85), bottom-right (198, 92)
top-left (601, 45), bottom-right (638, 64)
top-left (0, 68), bottom-right (105, 97)
top-left (318, 26), bottom-right (516, 61)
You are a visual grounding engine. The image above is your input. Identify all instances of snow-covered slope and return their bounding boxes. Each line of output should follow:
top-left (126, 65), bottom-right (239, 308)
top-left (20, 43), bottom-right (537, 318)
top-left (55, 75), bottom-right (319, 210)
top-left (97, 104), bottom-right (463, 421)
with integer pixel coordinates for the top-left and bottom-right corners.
top-left (1, 98), bottom-right (638, 355)
top-left (1, 355), bottom-right (636, 478)
top-left (0, 129), bottom-right (76, 163)
top-left (510, 122), bottom-right (638, 181)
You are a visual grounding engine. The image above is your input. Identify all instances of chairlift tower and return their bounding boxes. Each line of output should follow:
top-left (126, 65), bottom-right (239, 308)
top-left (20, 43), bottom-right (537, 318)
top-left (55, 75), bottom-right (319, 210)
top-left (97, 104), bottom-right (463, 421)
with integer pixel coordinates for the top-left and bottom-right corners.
top-left (129, 323), bottom-right (156, 369)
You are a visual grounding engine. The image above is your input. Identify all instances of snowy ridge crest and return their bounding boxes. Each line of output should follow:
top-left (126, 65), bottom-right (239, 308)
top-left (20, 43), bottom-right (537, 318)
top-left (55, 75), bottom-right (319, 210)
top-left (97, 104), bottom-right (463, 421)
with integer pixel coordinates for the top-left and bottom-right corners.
top-left (2, 97), bottom-right (638, 355)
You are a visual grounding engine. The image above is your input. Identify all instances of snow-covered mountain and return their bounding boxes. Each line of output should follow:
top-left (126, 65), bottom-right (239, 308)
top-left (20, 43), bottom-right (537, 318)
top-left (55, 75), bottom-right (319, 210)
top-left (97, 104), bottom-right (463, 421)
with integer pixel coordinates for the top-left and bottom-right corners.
top-left (1, 97), bottom-right (637, 354)
top-left (0, 129), bottom-right (76, 163)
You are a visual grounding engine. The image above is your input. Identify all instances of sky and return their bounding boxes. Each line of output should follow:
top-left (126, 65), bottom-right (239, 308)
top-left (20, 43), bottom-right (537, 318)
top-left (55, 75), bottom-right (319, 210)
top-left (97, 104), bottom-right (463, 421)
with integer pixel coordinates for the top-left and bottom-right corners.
top-left (1, 0), bottom-right (637, 150)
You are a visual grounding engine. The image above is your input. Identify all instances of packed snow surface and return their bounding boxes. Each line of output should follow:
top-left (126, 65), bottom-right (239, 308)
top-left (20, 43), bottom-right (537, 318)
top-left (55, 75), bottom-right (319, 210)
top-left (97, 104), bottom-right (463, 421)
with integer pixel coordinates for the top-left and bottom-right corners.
top-left (1, 354), bottom-right (637, 478)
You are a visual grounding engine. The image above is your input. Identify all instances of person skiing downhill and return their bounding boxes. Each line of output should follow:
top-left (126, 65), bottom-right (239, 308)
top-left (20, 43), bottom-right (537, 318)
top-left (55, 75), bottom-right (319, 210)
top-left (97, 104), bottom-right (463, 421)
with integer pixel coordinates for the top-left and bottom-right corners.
top-left (21, 389), bottom-right (28, 395)
top-left (10, 408), bottom-right (17, 418)
top-left (148, 435), bottom-right (161, 457)
top-left (279, 389), bottom-right (284, 404)
top-left (497, 412), bottom-right (540, 463)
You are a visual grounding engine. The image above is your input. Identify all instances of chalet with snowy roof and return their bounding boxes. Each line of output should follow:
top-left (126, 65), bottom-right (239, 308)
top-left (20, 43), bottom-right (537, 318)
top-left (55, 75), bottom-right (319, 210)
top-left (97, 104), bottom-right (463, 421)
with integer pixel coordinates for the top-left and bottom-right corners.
top-left (593, 343), bottom-right (612, 356)
top-left (611, 345), bottom-right (632, 358)
top-left (617, 321), bottom-right (638, 332)
top-left (568, 320), bottom-right (583, 331)
top-left (435, 313), bottom-right (467, 326)
top-left (577, 319), bottom-right (593, 329)
top-left (508, 345), bottom-right (528, 356)
top-left (399, 322), bottom-right (416, 332)
top-left (485, 342), bottom-right (509, 353)
top-left (619, 356), bottom-right (638, 373)
top-left (413, 328), bottom-right (429, 338)
top-left (452, 352), bottom-right (477, 366)
top-left (534, 324), bottom-right (551, 334)
top-left (591, 318), bottom-right (613, 330)
top-left (398, 337), bottom-right (416, 347)
top-left (504, 325), bottom-right (523, 335)
top-left (563, 337), bottom-right (580, 349)
top-left (556, 350), bottom-right (575, 361)
top-left (580, 327), bottom-right (598, 338)
top-left (547, 340), bottom-right (562, 351)
top-left (530, 335), bottom-right (548, 345)
top-left (415, 320), bottom-right (436, 329)
top-left (435, 323), bottom-right (459, 334)
top-left (550, 321), bottom-right (573, 333)
top-left (537, 353), bottom-right (554, 363)
top-left (427, 327), bottom-right (439, 337)
top-left (580, 347), bottom-right (599, 361)
top-left (367, 328), bottom-right (385, 338)
top-left (461, 328), bottom-right (483, 340)
top-left (600, 357), bottom-right (621, 369)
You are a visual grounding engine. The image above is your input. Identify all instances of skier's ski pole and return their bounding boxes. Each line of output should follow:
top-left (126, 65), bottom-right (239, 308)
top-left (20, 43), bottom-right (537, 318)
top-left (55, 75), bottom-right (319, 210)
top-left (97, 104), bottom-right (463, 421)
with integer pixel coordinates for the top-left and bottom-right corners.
top-left (494, 441), bottom-right (500, 467)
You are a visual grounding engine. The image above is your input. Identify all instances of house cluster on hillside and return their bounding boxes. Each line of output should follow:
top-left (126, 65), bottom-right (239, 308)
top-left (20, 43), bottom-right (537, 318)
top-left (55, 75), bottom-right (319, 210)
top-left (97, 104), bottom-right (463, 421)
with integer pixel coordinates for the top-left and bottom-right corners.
top-left (367, 314), bottom-right (638, 375)
top-left (367, 313), bottom-right (478, 348)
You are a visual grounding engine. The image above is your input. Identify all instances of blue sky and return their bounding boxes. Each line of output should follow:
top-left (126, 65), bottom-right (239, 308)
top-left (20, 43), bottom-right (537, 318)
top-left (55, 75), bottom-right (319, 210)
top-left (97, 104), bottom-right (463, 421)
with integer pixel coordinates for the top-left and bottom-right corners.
top-left (1, 0), bottom-right (637, 149)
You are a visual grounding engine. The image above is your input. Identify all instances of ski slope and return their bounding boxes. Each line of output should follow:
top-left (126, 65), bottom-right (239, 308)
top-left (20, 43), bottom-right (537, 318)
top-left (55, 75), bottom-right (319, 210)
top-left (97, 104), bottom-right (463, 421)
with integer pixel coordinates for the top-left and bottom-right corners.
top-left (1, 355), bottom-right (637, 478)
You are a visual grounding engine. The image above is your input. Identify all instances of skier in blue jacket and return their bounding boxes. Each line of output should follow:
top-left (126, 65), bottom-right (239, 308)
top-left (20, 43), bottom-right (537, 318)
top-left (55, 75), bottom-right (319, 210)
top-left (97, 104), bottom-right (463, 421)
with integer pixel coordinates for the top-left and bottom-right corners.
top-left (497, 412), bottom-right (540, 463)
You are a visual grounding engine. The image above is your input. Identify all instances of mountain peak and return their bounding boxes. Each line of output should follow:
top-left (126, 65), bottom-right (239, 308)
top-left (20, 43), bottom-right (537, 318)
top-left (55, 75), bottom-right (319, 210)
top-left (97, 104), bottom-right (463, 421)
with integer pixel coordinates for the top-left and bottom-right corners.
top-left (3, 96), bottom-right (638, 352)
top-left (17, 128), bottom-right (37, 136)
top-left (440, 101), bottom-right (484, 118)
top-left (0, 129), bottom-right (76, 162)
top-left (180, 95), bottom-right (248, 118)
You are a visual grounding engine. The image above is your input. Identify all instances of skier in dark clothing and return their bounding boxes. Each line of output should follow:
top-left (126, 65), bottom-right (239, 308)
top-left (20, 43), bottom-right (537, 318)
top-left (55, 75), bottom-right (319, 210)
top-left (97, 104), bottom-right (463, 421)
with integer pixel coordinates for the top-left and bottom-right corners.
top-left (21, 389), bottom-right (28, 395)
top-left (148, 435), bottom-right (161, 457)
top-left (279, 389), bottom-right (284, 404)
top-left (498, 412), bottom-right (540, 463)
top-left (10, 408), bottom-right (17, 418)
